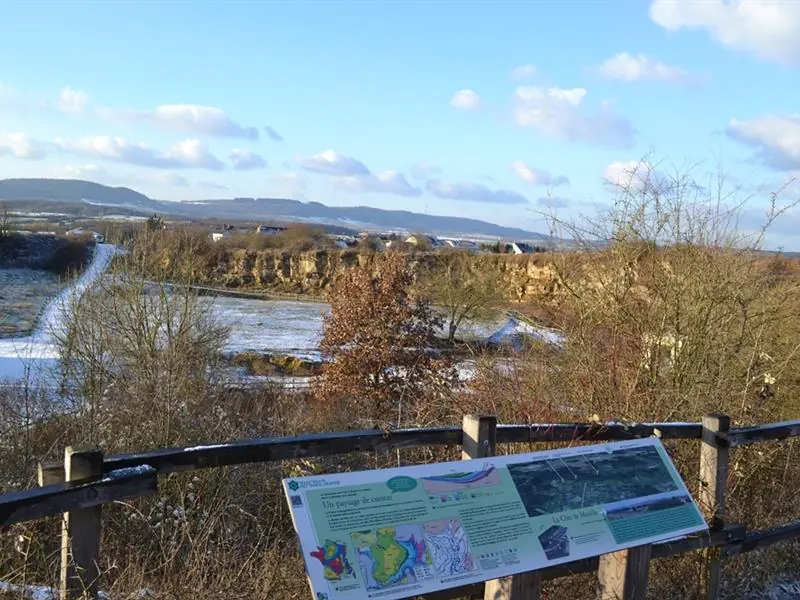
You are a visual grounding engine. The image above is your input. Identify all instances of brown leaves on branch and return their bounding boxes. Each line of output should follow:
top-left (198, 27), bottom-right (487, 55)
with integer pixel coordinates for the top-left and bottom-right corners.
top-left (315, 251), bottom-right (456, 427)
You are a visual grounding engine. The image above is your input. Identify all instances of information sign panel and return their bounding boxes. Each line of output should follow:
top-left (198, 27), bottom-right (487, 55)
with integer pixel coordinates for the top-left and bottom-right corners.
top-left (283, 437), bottom-right (706, 600)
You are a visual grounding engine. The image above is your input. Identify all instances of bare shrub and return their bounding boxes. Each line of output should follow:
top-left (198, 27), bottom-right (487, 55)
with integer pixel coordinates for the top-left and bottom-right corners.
top-left (469, 159), bottom-right (800, 597)
top-left (54, 248), bottom-right (229, 450)
top-left (543, 161), bottom-right (800, 424)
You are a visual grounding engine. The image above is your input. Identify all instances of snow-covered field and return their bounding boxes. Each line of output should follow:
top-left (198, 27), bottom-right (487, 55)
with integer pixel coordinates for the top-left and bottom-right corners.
top-left (207, 297), bottom-right (507, 361)
top-left (0, 244), bottom-right (116, 384)
top-left (0, 248), bottom-right (536, 389)
top-left (0, 269), bottom-right (64, 337)
top-left (207, 297), bottom-right (328, 361)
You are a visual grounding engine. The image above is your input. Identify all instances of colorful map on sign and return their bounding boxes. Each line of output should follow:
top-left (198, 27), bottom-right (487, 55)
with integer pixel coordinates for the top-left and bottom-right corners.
top-left (423, 518), bottom-right (475, 577)
top-left (421, 465), bottom-right (501, 494)
top-left (351, 525), bottom-right (434, 590)
top-left (310, 539), bottom-right (355, 581)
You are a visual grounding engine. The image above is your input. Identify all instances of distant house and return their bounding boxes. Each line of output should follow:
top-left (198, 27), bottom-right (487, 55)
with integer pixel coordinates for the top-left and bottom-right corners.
top-left (326, 234), bottom-right (358, 249)
top-left (256, 225), bottom-right (287, 235)
top-left (405, 234), bottom-right (443, 249)
top-left (210, 232), bottom-right (232, 243)
top-left (66, 228), bottom-right (105, 243)
top-left (443, 239), bottom-right (480, 252)
top-left (505, 241), bottom-right (538, 255)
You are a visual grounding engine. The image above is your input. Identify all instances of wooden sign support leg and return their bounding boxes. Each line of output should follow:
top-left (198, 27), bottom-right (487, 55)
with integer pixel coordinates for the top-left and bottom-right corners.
top-left (462, 415), bottom-right (542, 600)
top-left (60, 447), bottom-right (104, 600)
top-left (597, 545), bottom-right (651, 600)
top-left (699, 413), bottom-right (730, 600)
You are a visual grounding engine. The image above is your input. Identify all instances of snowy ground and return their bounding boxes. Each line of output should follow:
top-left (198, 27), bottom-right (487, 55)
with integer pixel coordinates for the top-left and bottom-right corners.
top-left (208, 297), bottom-right (507, 361)
top-left (0, 269), bottom-right (64, 337)
top-left (0, 251), bottom-right (539, 389)
top-left (206, 297), bottom-right (328, 361)
top-left (0, 244), bottom-right (116, 385)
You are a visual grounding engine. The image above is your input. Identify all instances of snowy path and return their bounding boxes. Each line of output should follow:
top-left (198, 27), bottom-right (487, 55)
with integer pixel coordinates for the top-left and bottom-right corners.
top-left (0, 243), bottom-right (116, 384)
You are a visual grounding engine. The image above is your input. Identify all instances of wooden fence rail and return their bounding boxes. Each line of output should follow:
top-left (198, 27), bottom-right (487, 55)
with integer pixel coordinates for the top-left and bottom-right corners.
top-left (1, 415), bottom-right (799, 600)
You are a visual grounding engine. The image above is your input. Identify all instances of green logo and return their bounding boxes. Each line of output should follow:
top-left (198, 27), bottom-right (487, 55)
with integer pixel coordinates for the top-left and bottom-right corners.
top-left (386, 476), bottom-right (417, 493)
top-left (288, 480), bottom-right (300, 491)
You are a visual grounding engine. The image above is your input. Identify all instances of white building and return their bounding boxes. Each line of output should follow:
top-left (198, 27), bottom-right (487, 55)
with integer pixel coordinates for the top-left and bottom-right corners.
top-left (210, 232), bottom-right (232, 243)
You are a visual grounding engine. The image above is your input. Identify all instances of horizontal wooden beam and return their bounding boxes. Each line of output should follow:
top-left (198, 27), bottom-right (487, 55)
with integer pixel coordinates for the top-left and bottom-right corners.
top-left (103, 422), bottom-right (704, 477)
top-left (728, 420), bottom-right (800, 447)
top-left (104, 427), bottom-right (463, 475)
top-left (497, 422), bottom-right (702, 444)
top-left (0, 468), bottom-right (157, 529)
top-left (723, 521), bottom-right (800, 557)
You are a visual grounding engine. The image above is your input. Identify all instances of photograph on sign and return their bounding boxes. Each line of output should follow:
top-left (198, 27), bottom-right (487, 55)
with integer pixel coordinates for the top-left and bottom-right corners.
top-left (283, 437), bottom-right (706, 600)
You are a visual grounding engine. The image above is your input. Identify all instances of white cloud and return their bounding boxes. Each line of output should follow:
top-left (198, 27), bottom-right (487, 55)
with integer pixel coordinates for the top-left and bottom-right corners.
top-left (164, 139), bottom-right (225, 170)
top-left (514, 86), bottom-right (634, 149)
top-left (511, 160), bottom-right (570, 186)
top-left (410, 161), bottom-right (442, 180)
top-left (450, 89), bottom-right (482, 110)
top-left (56, 136), bottom-right (224, 170)
top-left (264, 126), bottom-right (284, 142)
top-left (337, 171), bottom-right (422, 197)
top-left (597, 53), bottom-right (694, 84)
top-left (96, 103), bottom-right (259, 140)
top-left (297, 150), bottom-right (419, 197)
top-left (426, 179), bottom-right (529, 204)
top-left (229, 148), bottom-right (267, 170)
top-left (649, 0), bottom-right (800, 67)
top-left (57, 86), bottom-right (89, 114)
top-left (296, 149), bottom-right (370, 176)
top-left (0, 133), bottom-right (48, 160)
top-left (511, 64), bottom-right (539, 79)
top-left (46, 85), bottom-right (259, 139)
top-left (727, 115), bottom-right (800, 170)
top-left (603, 160), bottom-right (657, 190)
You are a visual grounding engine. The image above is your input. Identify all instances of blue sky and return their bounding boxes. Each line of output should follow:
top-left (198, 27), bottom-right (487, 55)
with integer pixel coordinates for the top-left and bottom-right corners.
top-left (1, 1), bottom-right (799, 246)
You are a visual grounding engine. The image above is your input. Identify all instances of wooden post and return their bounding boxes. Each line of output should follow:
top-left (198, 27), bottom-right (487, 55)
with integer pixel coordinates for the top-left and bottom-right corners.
top-left (597, 546), bottom-right (651, 600)
top-left (462, 414), bottom-right (497, 460)
top-left (61, 447), bottom-right (104, 600)
top-left (699, 413), bottom-right (730, 600)
top-left (38, 461), bottom-right (65, 486)
top-left (461, 415), bottom-right (541, 600)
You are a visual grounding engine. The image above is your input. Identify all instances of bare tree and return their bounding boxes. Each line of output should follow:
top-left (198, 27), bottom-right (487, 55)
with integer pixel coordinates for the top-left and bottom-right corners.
top-left (416, 249), bottom-right (505, 344)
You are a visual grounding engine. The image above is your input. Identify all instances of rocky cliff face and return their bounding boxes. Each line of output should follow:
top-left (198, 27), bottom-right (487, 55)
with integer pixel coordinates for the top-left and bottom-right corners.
top-left (195, 249), bottom-right (562, 302)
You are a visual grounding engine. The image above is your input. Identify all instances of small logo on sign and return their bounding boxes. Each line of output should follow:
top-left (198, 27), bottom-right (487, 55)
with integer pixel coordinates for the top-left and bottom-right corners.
top-left (386, 476), bottom-right (418, 492)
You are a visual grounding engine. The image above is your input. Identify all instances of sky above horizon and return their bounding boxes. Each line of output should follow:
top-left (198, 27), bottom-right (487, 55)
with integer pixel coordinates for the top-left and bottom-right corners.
top-left (1, 1), bottom-right (799, 247)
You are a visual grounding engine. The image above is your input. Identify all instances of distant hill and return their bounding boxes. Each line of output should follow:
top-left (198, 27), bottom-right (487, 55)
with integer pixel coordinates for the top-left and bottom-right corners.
top-left (0, 178), bottom-right (551, 241)
top-left (0, 178), bottom-right (159, 211)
